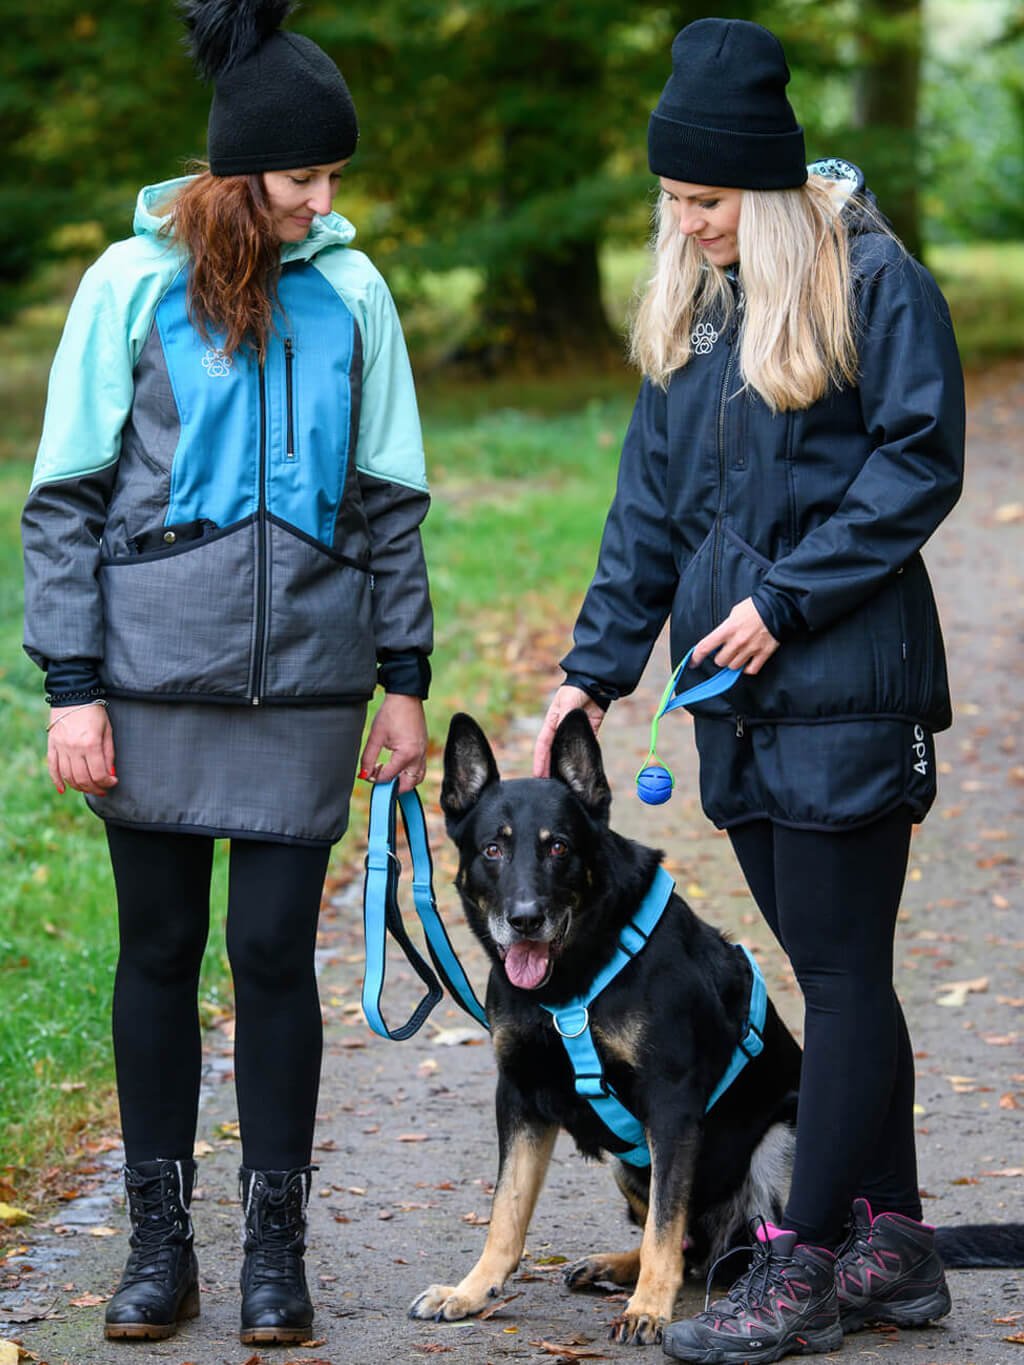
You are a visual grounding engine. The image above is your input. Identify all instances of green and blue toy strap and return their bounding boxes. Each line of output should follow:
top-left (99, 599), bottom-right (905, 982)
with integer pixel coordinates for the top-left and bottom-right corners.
top-left (636, 646), bottom-right (743, 803)
top-left (362, 779), bottom-right (489, 1040)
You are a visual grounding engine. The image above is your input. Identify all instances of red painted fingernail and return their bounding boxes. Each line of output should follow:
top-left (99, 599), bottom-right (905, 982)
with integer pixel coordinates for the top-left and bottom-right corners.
top-left (110, 767), bottom-right (117, 777)
top-left (358, 768), bottom-right (370, 781)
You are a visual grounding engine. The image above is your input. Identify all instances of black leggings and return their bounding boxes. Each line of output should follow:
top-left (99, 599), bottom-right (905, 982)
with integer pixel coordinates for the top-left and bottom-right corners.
top-left (728, 809), bottom-right (921, 1248)
top-left (106, 824), bottom-right (330, 1171)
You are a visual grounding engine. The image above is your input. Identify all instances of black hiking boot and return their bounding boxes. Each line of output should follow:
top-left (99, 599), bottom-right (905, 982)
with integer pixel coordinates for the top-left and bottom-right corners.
top-left (104, 1158), bottom-right (199, 1340)
top-left (239, 1165), bottom-right (315, 1345)
top-left (835, 1197), bottom-right (951, 1332)
top-left (662, 1228), bottom-right (842, 1363)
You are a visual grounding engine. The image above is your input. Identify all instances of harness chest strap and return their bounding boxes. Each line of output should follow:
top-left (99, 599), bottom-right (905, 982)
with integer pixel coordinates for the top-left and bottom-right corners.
top-left (540, 867), bottom-right (767, 1168)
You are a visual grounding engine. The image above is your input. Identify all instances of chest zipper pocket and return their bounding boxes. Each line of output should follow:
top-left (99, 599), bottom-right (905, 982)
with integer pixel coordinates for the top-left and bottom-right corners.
top-left (284, 337), bottom-right (296, 461)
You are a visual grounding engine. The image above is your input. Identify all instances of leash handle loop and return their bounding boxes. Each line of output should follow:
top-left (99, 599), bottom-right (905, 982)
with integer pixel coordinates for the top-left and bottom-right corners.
top-left (362, 780), bottom-right (489, 1040)
top-left (638, 646), bottom-right (743, 777)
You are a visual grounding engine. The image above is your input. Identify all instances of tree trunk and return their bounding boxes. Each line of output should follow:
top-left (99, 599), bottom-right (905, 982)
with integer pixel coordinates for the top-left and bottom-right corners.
top-left (853, 0), bottom-right (924, 257)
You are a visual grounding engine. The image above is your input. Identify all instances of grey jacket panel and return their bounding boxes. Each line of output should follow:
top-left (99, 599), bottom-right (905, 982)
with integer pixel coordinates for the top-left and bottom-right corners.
top-left (22, 462), bottom-right (119, 669)
top-left (262, 520), bottom-right (377, 699)
top-left (101, 324), bottom-right (179, 556)
top-left (358, 471), bottom-right (433, 658)
top-left (99, 522), bottom-right (257, 697)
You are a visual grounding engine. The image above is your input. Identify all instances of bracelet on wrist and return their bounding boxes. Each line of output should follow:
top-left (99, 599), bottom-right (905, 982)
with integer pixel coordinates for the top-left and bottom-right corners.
top-left (46, 698), bottom-right (109, 733)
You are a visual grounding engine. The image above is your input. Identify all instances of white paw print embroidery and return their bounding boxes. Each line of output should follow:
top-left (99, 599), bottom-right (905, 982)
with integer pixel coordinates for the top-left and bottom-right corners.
top-left (691, 322), bottom-right (719, 355)
top-left (201, 347), bottom-right (233, 378)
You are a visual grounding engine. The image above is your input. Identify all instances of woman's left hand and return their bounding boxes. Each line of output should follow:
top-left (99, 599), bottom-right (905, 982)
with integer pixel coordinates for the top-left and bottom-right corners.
top-left (360, 694), bottom-right (428, 793)
top-left (692, 597), bottom-right (780, 675)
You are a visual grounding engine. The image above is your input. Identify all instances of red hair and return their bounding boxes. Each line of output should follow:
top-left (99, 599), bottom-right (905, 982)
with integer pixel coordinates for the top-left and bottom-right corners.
top-left (164, 169), bottom-right (279, 360)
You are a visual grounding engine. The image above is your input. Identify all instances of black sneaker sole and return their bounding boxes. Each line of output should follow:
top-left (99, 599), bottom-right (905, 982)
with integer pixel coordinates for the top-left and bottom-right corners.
top-left (840, 1285), bottom-right (952, 1333)
top-left (662, 1321), bottom-right (844, 1363)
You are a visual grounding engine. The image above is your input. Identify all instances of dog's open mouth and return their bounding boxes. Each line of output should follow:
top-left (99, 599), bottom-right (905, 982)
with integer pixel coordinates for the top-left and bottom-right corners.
top-left (502, 941), bottom-right (554, 990)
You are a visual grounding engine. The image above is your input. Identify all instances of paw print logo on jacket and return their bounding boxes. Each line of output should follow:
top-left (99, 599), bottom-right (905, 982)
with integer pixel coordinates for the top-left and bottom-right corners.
top-left (691, 322), bottom-right (719, 356)
top-left (201, 348), bottom-right (233, 378)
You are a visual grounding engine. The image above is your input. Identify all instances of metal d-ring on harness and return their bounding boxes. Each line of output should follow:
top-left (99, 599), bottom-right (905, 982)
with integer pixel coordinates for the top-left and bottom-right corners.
top-left (360, 781), bottom-right (769, 1166)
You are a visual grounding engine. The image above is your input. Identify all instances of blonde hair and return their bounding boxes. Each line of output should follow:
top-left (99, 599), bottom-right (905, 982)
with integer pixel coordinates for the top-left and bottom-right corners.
top-left (630, 176), bottom-right (862, 412)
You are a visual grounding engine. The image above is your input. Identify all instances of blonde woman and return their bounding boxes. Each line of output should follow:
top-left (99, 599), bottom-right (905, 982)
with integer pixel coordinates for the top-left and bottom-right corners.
top-left (534, 18), bottom-right (964, 1363)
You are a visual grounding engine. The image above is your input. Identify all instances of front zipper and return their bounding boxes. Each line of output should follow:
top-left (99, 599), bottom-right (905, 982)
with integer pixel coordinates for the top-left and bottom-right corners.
top-left (710, 340), bottom-right (738, 626)
top-left (250, 363), bottom-right (270, 705)
top-left (735, 715), bottom-right (745, 738)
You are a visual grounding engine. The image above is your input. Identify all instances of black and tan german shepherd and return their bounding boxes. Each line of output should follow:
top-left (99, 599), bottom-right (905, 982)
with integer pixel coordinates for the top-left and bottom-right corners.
top-left (409, 711), bottom-right (1023, 1346)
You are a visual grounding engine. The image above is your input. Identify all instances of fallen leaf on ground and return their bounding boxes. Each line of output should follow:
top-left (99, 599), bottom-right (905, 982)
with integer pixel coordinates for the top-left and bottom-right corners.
top-left (1003, 1331), bottom-right (1024, 1344)
top-left (411, 1346), bottom-right (455, 1355)
top-left (478, 1293), bottom-right (522, 1320)
top-left (0, 1205), bottom-right (31, 1227)
top-left (529, 1339), bottom-right (608, 1361)
top-left (214, 1121), bottom-right (240, 1140)
top-left (461, 1211), bottom-right (489, 1225)
top-left (87, 1226), bottom-right (119, 1237)
top-left (980, 1168), bottom-right (1024, 1178)
top-left (430, 1027), bottom-right (484, 1047)
top-left (994, 502), bottom-right (1024, 523)
top-left (0, 1341), bottom-right (19, 1365)
top-left (936, 977), bottom-right (989, 1007)
top-left (192, 1140), bottom-right (214, 1156)
top-left (1000, 1093), bottom-right (1021, 1109)
top-left (397, 1134), bottom-right (428, 1143)
top-left (69, 1291), bottom-right (108, 1307)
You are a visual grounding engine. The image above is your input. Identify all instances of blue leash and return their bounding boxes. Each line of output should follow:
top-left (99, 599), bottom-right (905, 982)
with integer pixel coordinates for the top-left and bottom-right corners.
top-left (361, 779), bottom-right (488, 1039)
top-left (636, 645), bottom-right (743, 804)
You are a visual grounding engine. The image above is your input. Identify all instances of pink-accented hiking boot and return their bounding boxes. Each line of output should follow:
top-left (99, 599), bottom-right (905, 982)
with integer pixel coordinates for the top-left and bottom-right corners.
top-left (662, 1228), bottom-right (842, 1363)
top-left (835, 1198), bottom-right (951, 1332)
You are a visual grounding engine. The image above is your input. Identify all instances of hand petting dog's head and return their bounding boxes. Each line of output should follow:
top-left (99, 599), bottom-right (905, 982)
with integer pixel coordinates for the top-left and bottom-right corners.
top-left (442, 711), bottom-right (611, 990)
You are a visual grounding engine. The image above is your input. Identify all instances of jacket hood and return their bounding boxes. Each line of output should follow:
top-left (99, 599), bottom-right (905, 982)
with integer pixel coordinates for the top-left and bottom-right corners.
top-left (807, 157), bottom-right (890, 236)
top-left (132, 176), bottom-right (357, 261)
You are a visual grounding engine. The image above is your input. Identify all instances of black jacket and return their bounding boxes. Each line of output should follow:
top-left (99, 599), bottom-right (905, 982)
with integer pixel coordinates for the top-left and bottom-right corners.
top-left (563, 172), bottom-right (964, 735)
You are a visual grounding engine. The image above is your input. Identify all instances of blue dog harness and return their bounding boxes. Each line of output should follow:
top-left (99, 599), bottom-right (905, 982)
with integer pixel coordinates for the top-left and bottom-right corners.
top-left (361, 782), bottom-right (768, 1164)
top-left (538, 866), bottom-right (767, 1166)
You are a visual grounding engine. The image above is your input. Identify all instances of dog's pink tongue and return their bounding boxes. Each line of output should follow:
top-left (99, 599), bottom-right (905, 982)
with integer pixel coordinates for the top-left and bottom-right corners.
top-left (504, 941), bottom-right (550, 990)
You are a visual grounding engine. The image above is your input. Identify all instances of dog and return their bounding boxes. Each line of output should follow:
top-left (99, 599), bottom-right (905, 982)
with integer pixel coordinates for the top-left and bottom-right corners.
top-left (409, 711), bottom-right (1024, 1346)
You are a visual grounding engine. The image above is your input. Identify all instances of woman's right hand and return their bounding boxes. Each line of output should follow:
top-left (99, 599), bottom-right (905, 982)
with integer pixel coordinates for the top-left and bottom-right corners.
top-left (533, 685), bottom-right (606, 777)
top-left (47, 704), bottom-right (117, 797)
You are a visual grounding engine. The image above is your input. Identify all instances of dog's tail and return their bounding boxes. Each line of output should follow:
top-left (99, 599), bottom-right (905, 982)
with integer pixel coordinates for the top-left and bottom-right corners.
top-left (936, 1224), bottom-right (1024, 1268)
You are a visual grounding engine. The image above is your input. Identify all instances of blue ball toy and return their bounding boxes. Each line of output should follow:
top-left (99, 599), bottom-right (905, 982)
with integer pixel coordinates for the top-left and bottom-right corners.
top-left (636, 765), bottom-right (674, 805)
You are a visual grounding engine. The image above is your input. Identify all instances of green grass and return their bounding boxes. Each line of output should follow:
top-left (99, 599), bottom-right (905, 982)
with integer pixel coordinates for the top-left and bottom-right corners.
top-left (2, 236), bottom-right (1022, 1182)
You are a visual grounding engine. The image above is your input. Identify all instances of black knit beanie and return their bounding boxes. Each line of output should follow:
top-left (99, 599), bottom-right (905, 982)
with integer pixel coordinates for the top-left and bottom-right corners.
top-left (648, 18), bottom-right (806, 190)
top-left (182, 0), bottom-right (359, 176)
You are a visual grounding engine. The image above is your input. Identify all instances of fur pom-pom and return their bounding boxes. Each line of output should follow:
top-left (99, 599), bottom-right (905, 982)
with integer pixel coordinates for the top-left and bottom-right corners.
top-left (181, 0), bottom-right (295, 81)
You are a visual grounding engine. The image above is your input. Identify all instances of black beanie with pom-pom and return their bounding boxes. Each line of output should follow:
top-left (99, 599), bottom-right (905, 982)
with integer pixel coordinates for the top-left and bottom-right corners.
top-left (182, 0), bottom-right (359, 176)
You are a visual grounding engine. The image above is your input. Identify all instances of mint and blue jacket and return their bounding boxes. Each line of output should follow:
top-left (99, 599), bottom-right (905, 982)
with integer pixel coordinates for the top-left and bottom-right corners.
top-left (23, 178), bottom-right (432, 706)
top-left (563, 164), bottom-right (965, 738)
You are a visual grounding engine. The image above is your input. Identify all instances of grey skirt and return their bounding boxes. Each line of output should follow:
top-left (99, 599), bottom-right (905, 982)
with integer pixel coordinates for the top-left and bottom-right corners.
top-left (86, 698), bottom-right (367, 846)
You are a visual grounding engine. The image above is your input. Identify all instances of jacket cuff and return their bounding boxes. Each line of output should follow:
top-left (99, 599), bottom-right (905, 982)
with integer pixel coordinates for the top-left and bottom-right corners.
top-left (751, 584), bottom-right (807, 644)
top-left (45, 659), bottom-right (105, 706)
top-left (377, 651), bottom-right (431, 699)
top-left (562, 674), bottom-right (619, 713)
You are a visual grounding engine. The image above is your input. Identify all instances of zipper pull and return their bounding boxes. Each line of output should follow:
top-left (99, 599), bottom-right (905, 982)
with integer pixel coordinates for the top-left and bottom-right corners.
top-left (735, 715), bottom-right (745, 738)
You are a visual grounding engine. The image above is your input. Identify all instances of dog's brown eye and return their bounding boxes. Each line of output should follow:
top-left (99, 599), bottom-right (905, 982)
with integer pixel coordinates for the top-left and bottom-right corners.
top-left (483, 842), bottom-right (502, 860)
top-left (549, 839), bottom-right (569, 859)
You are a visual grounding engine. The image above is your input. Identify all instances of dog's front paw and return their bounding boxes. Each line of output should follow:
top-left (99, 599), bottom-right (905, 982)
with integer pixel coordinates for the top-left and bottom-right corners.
top-left (408, 1284), bottom-right (483, 1322)
top-left (564, 1251), bottom-right (639, 1291)
top-left (608, 1309), bottom-right (667, 1346)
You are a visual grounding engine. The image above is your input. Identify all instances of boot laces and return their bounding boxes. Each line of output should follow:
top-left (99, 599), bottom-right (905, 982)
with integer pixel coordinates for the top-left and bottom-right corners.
top-left (120, 1169), bottom-right (189, 1285)
top-left (701, 1218), bottom-right (793, 1316)
top-left (247, 1184), bottom-right (306, 1282)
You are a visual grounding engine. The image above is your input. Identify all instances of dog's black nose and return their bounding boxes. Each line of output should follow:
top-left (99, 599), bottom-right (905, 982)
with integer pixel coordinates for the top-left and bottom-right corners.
top-left (508, 903), bottom-right (545, 937)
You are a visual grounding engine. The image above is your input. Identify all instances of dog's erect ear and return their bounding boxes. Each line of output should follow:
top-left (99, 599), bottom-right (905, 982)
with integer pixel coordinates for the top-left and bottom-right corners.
top-left (550, 709), bottom-right (612, 822)
top-left (442, 713), bottom-right (501, 819)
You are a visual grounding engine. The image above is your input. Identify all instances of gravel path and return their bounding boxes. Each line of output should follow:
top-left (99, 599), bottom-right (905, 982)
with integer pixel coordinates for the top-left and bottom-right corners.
top-left (4, 368), bottom-right (1022, 1365)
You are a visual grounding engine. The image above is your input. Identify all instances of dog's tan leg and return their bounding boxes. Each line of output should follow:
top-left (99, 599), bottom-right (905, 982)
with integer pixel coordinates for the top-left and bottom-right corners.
top-left (608, 1133), bottom-right (697, 1346)
top-left (409, 1122), bottom-right (558, 1321)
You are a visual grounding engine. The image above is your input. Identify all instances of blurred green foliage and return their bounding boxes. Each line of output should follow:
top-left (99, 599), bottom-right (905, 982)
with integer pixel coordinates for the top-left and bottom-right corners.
top-left (1, 0), bottom-right (1022, 350)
